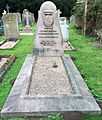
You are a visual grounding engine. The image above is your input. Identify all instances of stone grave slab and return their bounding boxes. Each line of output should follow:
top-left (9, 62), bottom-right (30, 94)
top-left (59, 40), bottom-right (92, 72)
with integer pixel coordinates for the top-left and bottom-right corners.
top-left (0, 13), bottom-right (20, 49)
top-left (0, 55), bottom-right (16, 82)
top-left (1, 1), bottom-right (101, 120)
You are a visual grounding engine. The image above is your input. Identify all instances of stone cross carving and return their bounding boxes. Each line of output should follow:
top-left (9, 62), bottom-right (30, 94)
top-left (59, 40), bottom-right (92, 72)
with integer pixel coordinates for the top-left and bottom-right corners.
top-left (6, 5), bottom-right (10, 13)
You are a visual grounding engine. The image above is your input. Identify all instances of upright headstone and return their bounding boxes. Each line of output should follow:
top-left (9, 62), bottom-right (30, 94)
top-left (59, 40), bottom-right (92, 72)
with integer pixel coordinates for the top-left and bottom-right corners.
top-left (59, 17), bottom-right (69, 42)
top-left (0, 19), bottom-right (4, 35)
top-left (16, 12), bottom-right (21, 23)
top-left (35, 1), bottom-right (63, 56)
top-left (29, 12), bottom-right (35, 24)
top-left (70, 15), bottom-right (76, 24)
top-left (3, 13), bottom-right (19, 40)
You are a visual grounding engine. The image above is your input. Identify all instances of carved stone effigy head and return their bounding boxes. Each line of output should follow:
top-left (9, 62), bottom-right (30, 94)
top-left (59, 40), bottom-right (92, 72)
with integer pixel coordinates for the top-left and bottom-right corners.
top-left (40, 1), bottom-right (56, 27)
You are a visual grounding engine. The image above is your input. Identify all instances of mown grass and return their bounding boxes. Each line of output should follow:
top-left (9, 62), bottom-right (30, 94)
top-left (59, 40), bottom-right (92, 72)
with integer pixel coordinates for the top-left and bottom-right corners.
top-left (0, 36), bottom-right (5, 42)
top-left (0, 35), bottom-right (34, 120)
top-left (0, 24), bottom-right (102, 120)
top-left (66, 24), bottom-right (102, 101)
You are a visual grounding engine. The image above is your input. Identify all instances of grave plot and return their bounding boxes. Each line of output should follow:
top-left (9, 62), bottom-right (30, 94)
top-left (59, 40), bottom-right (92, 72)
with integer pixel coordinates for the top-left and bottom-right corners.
top-left (0, 55), bottom-right (16, 82)
top-left (0, 13), bottom-right (20, 49)
top-left (0, 38), bottom-right (19, 50)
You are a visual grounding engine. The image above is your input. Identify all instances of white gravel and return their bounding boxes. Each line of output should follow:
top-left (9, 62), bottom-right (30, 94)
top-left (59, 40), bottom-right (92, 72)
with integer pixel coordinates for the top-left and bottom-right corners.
top-left (29, 57), bottom-right (73, 96)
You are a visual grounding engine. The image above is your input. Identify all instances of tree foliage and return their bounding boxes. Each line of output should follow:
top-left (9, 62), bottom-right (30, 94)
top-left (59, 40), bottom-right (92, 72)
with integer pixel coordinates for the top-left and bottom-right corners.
top-left (0, 0), bottom-right (76, 19)
top-left (73, 0), bottom-right (102, 34)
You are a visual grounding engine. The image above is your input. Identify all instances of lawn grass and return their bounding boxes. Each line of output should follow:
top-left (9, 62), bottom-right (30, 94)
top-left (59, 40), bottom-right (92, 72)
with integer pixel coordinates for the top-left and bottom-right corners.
top-left (0, 24), bottom-right (102, 120)
top-left (18, 23), bottom-right (25, 31)
top-left (0, 36), bottom-right (5, 42)
top-left (0, 35), bottom-right (34, 120)
top-left (66, 24), bottom-right (102, 101)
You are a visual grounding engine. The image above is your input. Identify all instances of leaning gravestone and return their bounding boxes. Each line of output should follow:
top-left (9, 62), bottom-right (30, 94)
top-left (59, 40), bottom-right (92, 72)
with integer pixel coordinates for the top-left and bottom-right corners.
top-left (0, 13), bottom-right (19, 49)
top-left (1, 1), bottom-right (101, 120)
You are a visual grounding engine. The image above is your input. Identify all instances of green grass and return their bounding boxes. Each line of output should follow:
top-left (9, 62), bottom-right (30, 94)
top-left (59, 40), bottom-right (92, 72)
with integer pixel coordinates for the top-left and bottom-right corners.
top-left (0, 24), bottom-right (102, 120)
top-left (66, 24), bottom-right (102, 101)
top-left (0, 36), bottom-right (5, 42)
top-left (18, 23), bottom-right (25, 31)
top-left (0, 35), bottom-right (33, 113)
top-left (18, 23), bottom-right (37, 32)
top-left (31, 23), bottom-right (37, 32)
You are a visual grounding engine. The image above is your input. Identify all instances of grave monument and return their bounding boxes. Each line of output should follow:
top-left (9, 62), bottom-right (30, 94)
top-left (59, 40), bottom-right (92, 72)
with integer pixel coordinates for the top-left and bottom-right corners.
top-left (16, 12), bottom-right (21, 23)
top-left (22, 9), bottom-right (32, 34)
top-left (1, 1), bottom-right (101, 120)
top-left (59, 17), bottom-right (74, 51)
top-left (0, 13), bottom-right (19, 49)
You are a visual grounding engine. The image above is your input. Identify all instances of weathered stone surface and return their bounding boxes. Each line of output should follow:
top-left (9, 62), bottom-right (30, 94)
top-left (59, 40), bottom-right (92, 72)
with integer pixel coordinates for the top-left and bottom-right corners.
top-left (34, 1), bottom-right (63, 56)
top-left (3, 13), bottom-right (19, 39)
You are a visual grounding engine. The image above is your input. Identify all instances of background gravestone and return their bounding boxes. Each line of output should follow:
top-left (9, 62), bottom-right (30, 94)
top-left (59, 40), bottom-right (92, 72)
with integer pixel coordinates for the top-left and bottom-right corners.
top-left (29, 12), bottom-right (35, 25)
top-left (70, 15), bottom-right (76, 24)
top-left (3, 13), bottom-right (19, 40)
top-left (0, 18), bottom-right (4, 35)
top-left (16, 12), bottom-right (21, 23)
top-left (22, 9), bottom-right (34, 26)
top-left (59, 17), bottom-right (69, 42)
top-left (35, 1), bottom-right (63, 56)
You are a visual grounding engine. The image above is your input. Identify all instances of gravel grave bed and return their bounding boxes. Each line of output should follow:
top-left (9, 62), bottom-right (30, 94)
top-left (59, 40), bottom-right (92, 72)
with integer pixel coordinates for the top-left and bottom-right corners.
top-left (28, 56), bottom-right (73, 96)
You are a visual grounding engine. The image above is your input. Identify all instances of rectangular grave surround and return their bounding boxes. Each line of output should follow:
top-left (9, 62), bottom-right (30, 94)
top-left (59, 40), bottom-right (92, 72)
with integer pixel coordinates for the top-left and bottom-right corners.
top-left (1, 54), bottom-right (101, 117)
top-left (0, 55), bottom-right (16, 82)
top-left (0, 39), bottom-right (19, 50)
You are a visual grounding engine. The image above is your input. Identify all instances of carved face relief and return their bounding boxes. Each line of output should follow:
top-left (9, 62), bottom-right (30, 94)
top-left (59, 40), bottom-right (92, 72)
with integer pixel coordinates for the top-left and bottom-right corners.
top-left (42, 11), bottom-right (54, 27)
